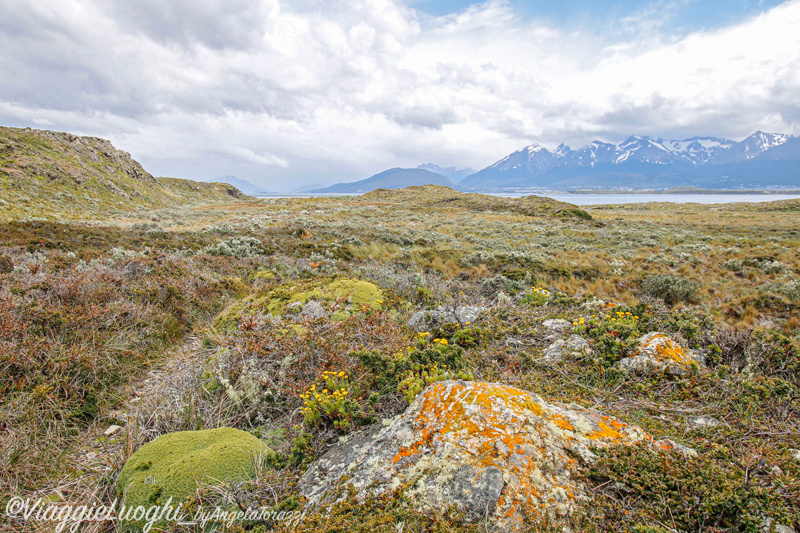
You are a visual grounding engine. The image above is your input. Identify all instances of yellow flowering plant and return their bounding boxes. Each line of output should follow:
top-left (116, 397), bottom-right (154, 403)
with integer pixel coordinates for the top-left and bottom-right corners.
top-left (575, 309), bottom-right (642, 365)
top-left (300, 370), bottom-right (361, 431)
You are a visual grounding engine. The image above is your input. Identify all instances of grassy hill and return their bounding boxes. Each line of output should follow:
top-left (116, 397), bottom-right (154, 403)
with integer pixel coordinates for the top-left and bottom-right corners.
top-left (359, 184), bottom-right (592, 219)
top-left (0, 126), bottom-right (250, 220)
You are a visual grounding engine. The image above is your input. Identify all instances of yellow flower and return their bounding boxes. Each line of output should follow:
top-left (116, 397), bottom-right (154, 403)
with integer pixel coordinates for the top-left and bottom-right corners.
top-left (338, 371), bottom-right (345, 377)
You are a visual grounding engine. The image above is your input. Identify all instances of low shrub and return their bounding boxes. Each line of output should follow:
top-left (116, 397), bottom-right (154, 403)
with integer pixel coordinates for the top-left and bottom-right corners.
top-left (641, 274), bottom-right (700, 306)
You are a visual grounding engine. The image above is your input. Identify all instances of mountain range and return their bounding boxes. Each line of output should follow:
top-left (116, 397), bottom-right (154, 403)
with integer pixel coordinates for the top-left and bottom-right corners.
top-left (461, 131), bottom-right (800, 190)
top-left (416, 163), bottom-right (475, 183)
top-left (311, 168), bottom-right (454, 193)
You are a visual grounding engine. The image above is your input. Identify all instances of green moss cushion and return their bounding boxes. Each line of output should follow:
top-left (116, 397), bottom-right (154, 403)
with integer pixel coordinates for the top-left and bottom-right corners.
top-left (214, 278), bottom-right (384, 328)
top-left (117, 427), bottom-right (266, 528)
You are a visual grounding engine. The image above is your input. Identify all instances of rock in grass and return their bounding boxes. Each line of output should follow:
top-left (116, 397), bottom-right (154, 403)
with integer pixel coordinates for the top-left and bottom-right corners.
top-left (300, 380), bottom-right (658, 531)
top-left (117, 427), bottom-right (266, 530)
top-left (617, 332), bottom-right (705, 376)
top-left (543, 334), bottom-right (593, 363)
top-left (407, 305), bottom-right (487, 331)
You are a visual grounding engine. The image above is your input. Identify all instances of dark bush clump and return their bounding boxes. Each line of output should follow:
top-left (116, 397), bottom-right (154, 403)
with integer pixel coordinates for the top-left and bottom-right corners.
top-left (641, 274), bottom-right (700, 306)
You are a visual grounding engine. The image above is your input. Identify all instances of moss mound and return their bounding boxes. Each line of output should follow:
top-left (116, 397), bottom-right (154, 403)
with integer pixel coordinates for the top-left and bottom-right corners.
top-left (116, 427), bottom-right (265, 529)
top-left (214, 278), bottom-right (384, 329)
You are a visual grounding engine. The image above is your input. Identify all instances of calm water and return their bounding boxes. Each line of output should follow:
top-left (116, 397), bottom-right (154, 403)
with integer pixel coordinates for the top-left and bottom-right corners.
top-left (511, 193), bottom-right (800, 205)
top-left (256, 192), bottom-right (800, 205)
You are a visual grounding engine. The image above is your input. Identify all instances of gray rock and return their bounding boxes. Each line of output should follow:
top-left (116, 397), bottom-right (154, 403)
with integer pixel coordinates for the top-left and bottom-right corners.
top-left (689, 415), bottom-right (721, 428)
top-left (543, 335), bottom-right (592, 363)
top-left (543, 319), bottom-right (572, 333)
top-left (407, 305), bottom-right (487, 331)
top-left (566, 335), bottom-right (592, 354)
top-left (543, 339), bottom-right (567, 363)
top-left (761, 516), bottom-right (796, 533)
top-left (300, 300), bottom-right (327, 320)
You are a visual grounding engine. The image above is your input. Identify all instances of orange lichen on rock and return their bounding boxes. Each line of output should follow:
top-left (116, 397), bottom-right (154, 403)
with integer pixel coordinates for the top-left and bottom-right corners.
top-left (587, 417), bottom-right (630, 441)
top-left (302, 380), bottom-right (653, 532)
top-left (617, 332), bottom-right (705, 376)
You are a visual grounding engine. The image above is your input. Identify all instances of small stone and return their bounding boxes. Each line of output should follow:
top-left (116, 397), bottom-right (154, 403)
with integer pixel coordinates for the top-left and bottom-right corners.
top-left (565, 335), bottom-right (592, 355)
top-left (104, 425), bottom-right (122, 436)
top-left (761, 516), bottom-right (796, 533)
top-left (788, 449), bottom-right (800, 461)
top-left (543, 319), bottom-right (572, 332)
top-left (689, 415), bottom-right (721, 428)
top-left (543, 335), bottom-right (592, 363)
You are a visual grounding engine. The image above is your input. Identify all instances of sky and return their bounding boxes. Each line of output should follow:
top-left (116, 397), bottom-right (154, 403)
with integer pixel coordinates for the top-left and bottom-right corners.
top-left (1, 0), bottom-right (799, 190)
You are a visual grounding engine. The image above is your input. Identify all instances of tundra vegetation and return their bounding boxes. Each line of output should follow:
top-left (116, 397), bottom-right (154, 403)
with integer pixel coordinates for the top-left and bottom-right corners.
top-left (1, 182), bottom-right (799, 532)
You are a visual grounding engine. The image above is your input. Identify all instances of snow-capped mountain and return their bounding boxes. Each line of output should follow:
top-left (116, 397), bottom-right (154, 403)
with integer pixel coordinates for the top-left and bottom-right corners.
top-left (461, 131), bottom-right (798, 190)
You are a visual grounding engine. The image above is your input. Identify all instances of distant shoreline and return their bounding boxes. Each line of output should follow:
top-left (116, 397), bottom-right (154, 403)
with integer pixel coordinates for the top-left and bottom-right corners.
top-left (257, 188), bottom-right (800, 198)
top-left (565, 188), bottom-right (800, 195)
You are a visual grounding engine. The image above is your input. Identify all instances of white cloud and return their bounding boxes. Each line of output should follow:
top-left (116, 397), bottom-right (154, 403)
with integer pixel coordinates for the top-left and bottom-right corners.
top-left (1, 0), bottom-right (799, 188)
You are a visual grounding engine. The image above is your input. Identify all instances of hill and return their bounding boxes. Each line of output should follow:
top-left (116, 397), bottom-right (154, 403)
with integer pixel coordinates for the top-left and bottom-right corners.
top-left (358, 184), bottom-right (592, 219)
top-left (311, 168), bottom-right (455, 193)
top-left (0, 126), bottom-right (250, 220)
top-left (205, 175), bottom-right (274, 195)
top-left (462, 131), bottom-right (800, 190)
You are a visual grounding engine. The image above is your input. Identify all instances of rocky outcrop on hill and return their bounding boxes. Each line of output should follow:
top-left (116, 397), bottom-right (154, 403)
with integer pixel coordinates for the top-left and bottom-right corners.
top-left (300, 380), bottom-right (683, 531)
top-left (0, 126), bottom-right (249, 219)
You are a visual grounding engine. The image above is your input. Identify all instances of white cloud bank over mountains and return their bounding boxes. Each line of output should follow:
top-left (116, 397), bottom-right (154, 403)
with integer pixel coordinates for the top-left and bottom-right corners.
top-left (1, 0), bottom-right (798, 188)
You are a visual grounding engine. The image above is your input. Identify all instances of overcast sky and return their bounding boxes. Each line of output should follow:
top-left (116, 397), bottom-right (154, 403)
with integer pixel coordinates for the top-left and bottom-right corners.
top-left (1, 0), bottom-right (799, 190)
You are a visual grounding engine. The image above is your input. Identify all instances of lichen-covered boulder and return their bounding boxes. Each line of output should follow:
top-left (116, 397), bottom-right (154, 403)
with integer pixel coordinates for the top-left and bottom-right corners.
top-left (617, 332), bottom-right (705, 376)
top-left (300, 380), bottom-right (655, 531)
top-left (117, 428), bottom-right (266, 530)
top-left (407, 305), bottom-right (487, 331)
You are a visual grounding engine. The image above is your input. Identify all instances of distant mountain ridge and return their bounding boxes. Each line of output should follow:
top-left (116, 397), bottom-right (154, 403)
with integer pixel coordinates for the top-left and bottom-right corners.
top-left (462, 131), bottom-right (800, 190)
top-left (416, 163), bottom-right (474, 183)
top-left (311, 168), bottom-right (455, 194)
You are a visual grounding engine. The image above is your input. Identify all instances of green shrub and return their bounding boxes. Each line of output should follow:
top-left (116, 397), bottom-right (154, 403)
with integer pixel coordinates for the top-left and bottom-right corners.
top-left (641, 274), bottom-right (700, 306)
top-left (589, 442), bottom-right (800, 531)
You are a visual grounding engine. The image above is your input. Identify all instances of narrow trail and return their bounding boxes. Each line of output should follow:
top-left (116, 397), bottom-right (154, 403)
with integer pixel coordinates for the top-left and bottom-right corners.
top-left (20, 334), bottom-right (215, 533)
